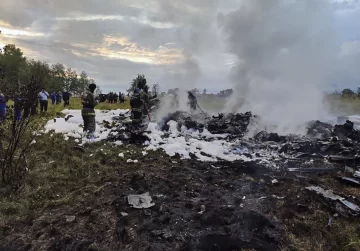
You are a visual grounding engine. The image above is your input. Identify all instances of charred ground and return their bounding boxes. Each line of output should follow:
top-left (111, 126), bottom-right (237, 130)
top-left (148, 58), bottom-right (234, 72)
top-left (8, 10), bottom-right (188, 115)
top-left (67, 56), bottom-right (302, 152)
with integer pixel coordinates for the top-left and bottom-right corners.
top-left (1, 112), bottom-right (360, 251)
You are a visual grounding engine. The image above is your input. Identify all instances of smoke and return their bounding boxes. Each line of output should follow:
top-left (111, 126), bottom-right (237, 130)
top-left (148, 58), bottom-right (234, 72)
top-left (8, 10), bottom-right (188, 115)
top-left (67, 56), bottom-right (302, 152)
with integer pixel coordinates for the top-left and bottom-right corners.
top-left (219, 0), bottom-right (340, 135)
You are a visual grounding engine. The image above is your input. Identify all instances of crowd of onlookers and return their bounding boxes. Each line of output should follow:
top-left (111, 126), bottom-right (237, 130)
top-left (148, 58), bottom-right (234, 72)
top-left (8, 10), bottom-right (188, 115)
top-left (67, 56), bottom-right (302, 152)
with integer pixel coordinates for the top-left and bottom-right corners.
top-left (106, 92), bottom-right (126, 103)
top-left (0, 88), bottom-right (71, 122)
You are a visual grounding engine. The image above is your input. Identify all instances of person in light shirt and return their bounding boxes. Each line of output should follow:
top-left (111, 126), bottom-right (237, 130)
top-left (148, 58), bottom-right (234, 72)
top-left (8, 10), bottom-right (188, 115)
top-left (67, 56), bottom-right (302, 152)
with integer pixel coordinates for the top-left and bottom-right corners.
top-left (38, 88), bottom-right (49, 113)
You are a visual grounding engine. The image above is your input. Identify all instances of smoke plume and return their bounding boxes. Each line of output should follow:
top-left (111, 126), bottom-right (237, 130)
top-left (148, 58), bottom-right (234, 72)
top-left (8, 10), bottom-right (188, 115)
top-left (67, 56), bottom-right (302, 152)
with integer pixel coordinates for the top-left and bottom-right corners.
top-left (219, 0), bottom-right (339, 135)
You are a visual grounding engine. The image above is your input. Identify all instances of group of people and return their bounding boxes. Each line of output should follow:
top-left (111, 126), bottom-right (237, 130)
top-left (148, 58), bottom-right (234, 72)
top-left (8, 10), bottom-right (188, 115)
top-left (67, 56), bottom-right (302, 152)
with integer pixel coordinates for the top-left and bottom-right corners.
top-left (169, 89), bottom-right (198, 111)
top-left (50, 91), bottom-right (70, 106)
top-left (0, 88), bottom-right (72, 123)
top-left (107, 92), bottom-right (126, 104)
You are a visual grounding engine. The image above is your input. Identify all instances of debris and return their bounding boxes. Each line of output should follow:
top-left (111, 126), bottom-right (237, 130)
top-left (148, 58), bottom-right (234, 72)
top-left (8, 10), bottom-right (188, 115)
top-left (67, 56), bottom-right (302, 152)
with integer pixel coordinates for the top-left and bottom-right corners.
top-left (344, 166), bottom-right (355, 174)
top-left (127, 159), bottom-right (138, 163)
top-left (151, 229), bottom-right (173, 239)
top-left (288, 167), bottom-right (344, 173)
top-left (65, 216), bottom-right (76, 223)
top-left (127, 192), bottom-right (155, 209)
top-left (272, 179), bottom-right (279, 184)
top-left (118, 153), bottom-right (124, 158)
top-left (120, 212), bottom-right (129, 217)
top-left (337, 177), bottom-right (360, 186)
top-left (354, 171), bottom-right (360, 178)
top-left (329, 155), bottom-right (360, 162)
top-left (198, 205), bottom-right (206, 214)
top-left (306, 186), bottom-right (360, 213)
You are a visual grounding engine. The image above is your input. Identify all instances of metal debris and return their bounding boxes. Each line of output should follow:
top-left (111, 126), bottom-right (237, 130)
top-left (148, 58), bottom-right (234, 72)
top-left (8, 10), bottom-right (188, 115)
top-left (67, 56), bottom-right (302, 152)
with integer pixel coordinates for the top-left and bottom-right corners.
top-left (288, 167), bottom-right (343, 173)
top-left (337, 177), bottom-right (360, 186)
top-left (306, 186), bottom-right (360, 213)
top-left (127, 192), bottom-right (155, 209)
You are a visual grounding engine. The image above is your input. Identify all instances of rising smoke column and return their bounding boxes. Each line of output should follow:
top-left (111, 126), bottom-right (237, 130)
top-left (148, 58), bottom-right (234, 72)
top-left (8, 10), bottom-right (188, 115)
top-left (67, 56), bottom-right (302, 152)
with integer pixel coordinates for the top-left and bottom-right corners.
top-left (219, 0), bottom-right (339, 134)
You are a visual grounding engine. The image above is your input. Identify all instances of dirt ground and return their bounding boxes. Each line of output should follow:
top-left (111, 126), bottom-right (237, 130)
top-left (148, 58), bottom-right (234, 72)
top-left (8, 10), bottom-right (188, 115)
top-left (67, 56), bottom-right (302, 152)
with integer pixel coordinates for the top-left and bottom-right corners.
top-left (1, 137), bottom-right (360, 251)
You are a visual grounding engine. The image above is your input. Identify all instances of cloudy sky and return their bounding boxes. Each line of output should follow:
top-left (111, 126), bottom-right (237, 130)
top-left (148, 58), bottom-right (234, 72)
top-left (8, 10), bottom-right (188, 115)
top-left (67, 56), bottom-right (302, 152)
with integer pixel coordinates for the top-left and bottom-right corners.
top-left (0, 0), bottom-right (360, 93)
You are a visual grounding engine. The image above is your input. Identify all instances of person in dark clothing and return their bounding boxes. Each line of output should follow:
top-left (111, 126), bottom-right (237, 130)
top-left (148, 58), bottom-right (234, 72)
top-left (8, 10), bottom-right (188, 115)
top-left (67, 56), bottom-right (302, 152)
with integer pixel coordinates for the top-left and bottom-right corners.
top-left (38, 88), bottom-right (49, 113)
top-left (130, 88), bottom-right (144, 124)
top-left (188, 91), bottom-right (197, 111)
top-left (14, 95), bottom-right (22, 121)
top-left (81, 83), bottom-right (99, 140)
top-left (0, 91), bottom-right (6, 123)
top-left (56, 91), bottom-right (62, 104)
top-left (51, 92), bottom-right (56, 105)
top-left (63, 91), bottom-right (70, 107)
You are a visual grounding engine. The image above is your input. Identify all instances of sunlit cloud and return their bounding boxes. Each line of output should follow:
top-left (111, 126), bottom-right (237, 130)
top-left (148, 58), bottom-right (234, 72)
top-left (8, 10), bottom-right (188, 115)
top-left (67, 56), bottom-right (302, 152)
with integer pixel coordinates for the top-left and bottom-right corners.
top-left (71, 35), bottom-right (183, 64)
top-left (0, 27), bottom-right (46, 37)
top-left (56, 15), bottom-right (175, 29)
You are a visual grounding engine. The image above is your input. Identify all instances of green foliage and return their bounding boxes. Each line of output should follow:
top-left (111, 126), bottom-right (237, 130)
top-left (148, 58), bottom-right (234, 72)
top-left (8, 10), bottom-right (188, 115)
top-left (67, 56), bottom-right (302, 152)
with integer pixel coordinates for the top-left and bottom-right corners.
top-left (342, 88), bottom-right (355, 96)
top-left (128, 74), bottom-right (148, 92)
top-left (0, 44), bottom-right (96, 96)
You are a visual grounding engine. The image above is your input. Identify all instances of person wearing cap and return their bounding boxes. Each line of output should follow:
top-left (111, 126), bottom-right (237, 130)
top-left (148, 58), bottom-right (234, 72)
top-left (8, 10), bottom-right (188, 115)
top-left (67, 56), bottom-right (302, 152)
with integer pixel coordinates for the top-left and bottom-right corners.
top-left (81, 83), bottom-right (99, 140)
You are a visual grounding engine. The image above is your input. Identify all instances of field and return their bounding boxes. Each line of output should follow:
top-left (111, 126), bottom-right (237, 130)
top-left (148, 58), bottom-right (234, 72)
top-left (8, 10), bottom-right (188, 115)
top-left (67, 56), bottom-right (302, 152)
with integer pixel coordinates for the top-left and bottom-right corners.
top-left (1, 96), bottom-right (360, 251)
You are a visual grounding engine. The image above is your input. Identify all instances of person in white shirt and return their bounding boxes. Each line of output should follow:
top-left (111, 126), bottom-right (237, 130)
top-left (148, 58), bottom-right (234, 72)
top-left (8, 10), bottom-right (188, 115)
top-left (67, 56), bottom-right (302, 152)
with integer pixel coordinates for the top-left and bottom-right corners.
top-left (38, 88), bottom-right (49, 113)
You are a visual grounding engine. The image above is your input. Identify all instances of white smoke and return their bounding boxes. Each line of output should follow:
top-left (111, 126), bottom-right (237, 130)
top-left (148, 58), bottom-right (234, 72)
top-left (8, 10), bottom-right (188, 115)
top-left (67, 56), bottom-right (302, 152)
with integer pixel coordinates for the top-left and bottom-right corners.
top-left (219, 0), bottom-right (340, 135)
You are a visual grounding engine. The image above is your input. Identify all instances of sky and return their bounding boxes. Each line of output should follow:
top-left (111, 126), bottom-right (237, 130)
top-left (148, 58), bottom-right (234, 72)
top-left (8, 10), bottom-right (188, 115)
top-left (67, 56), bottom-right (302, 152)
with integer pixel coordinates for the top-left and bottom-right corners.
top-left (0, 0), bottom-right (360, 93)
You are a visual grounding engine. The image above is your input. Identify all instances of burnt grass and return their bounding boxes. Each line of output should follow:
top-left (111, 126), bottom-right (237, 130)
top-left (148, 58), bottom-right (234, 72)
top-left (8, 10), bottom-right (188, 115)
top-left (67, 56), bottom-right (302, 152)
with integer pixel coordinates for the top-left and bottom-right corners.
top-left (1, 135), bottom-right (360, 251)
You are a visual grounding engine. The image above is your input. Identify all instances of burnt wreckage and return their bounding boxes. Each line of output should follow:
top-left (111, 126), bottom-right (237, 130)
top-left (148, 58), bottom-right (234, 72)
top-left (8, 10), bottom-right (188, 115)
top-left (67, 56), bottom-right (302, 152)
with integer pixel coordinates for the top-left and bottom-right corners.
top-left (107, 110), bottom-right (360, 166)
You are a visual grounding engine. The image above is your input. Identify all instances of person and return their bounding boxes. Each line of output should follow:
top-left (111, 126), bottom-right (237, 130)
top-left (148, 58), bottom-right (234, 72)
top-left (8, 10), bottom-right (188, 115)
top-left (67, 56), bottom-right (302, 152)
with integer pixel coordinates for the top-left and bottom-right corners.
top-left (14, 94), bottom-right (22, 121)
top-left (188, 91), bottom-right (197, 111)
top-left (63, 91), bottom-right (70, 107)
top-left (51, 92), bottom-right (56, 105)
top-left (141, 86), bottom-right (150, 118)
top-left (0, 91), bottom-right (6, 123)
top-left (56, 91), bottom-right (62, 104)
top-left (38, 88), bottom-right (49, 113)
top-left (81, 83), bottom-right (99, 140)
top-left (130, 88), bottom-right (144, 124)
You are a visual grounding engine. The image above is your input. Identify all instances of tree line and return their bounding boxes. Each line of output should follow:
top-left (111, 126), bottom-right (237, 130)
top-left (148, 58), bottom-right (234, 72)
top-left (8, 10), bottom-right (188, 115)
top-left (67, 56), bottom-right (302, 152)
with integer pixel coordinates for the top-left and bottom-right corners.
top-left (0, 44), bottom-right (96, 98)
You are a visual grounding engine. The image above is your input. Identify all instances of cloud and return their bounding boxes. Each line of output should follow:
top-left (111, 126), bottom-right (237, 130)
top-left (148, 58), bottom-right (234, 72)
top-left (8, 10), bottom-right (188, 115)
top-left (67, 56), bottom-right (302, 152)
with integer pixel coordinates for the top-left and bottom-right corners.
top-left (0, 0), bottom-right (359, 96)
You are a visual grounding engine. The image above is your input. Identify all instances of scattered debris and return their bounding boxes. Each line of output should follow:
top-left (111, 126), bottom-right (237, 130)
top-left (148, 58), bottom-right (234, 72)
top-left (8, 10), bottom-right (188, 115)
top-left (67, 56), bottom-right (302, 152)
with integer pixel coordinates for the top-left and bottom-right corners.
top-left (272, 179), bottom-right (279, 184)
top-left (118, 153), bottom-right (124, 158)
top-left (337, 177), bottom-right (360, 186)
top-left (127, 192), bottom-right (155, 209)
top-left (198, 205), bottom-right (206, 215)
top-left (306, 186), bottom-right (360, 213)
top-left (65, 216), bottom-right (76, 223)
top-left (127, 159), bottom-right (138, 163)
top-left (288, 167), bottom-right (344, 173)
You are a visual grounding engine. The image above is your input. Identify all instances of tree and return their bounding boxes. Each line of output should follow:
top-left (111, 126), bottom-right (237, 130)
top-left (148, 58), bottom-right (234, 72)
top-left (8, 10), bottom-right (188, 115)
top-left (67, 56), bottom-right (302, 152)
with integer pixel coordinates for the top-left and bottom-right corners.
top-left (76, 71), bottom-right (89, 95)
top-left (342, 88), bottom-right (355, 98)
top-left (128, 74), bottom-right (147, 92)
top-left (64, 68), bottom-right (77, 93)
top-left (203, 89), bottom-right (207, 95)
top-left (49, 63), bottom-right (66, 92)
top-left (94, 85), bottom-right (102, 96)
top-left (0, 44), bottom-right (27, 96)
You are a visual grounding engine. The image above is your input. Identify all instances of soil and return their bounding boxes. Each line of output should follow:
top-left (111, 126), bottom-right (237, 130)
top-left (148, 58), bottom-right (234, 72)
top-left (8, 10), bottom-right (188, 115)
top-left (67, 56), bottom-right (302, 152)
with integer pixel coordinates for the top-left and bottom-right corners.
top-left (1, 147), bottom-right (360, 251)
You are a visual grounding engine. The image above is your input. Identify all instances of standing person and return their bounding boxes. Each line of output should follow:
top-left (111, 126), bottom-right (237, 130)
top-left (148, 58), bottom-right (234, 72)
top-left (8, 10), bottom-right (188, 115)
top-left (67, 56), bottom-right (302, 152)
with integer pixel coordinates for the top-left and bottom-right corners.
top-left (188, 91), bottom-right (197, 111)
top-left (63, 91), bottom-right (70, 107)
top-left (14, 94), bottom-right (22, 121)
top-left (141, 86), bottom-right (150, 118)
top-left (81, 83), bottom-right (99, 140)
top-left (38, 88), bottom-right (49, 113)
top-left (51, 92), bottom-right (56, 105)
top-left (130, 88), bottom-right (144, 125)
top-left (0, 91), bottom-right (6, 123)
